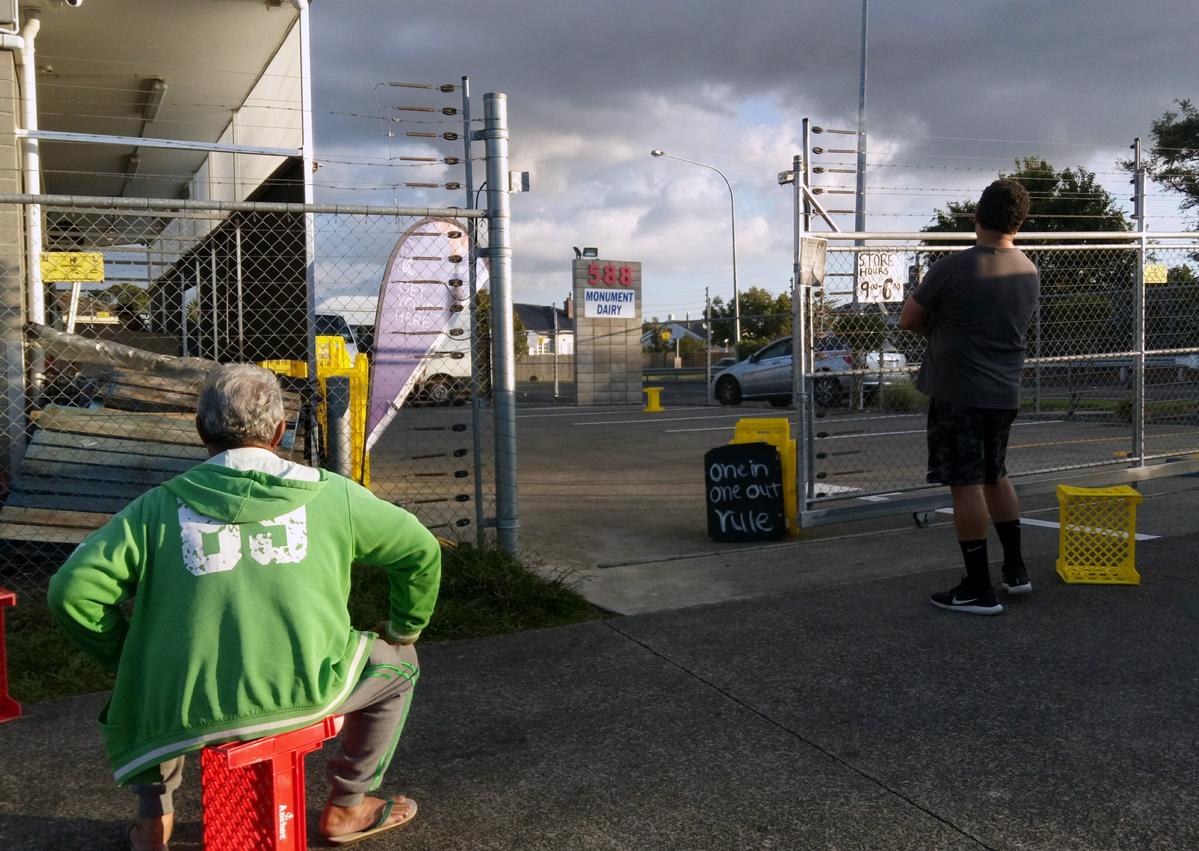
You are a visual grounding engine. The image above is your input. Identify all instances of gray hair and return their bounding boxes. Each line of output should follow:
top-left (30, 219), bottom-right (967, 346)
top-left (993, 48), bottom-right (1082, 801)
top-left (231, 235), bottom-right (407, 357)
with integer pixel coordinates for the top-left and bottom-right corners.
top-left (196, 364), bottom-right (286, 448)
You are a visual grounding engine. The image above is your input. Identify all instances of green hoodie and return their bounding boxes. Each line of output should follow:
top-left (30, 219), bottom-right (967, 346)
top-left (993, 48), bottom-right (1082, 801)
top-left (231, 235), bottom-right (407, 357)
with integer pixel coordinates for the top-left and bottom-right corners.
top-left (47, 454), bottom-right (441, 785)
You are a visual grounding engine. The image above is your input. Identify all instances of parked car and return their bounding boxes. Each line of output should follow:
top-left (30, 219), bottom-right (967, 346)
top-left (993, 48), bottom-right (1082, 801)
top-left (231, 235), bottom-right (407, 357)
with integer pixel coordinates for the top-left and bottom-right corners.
top-left (712, 336), bottom-right (852, 408)
top-left (862, 344), bottom-right (910, 394)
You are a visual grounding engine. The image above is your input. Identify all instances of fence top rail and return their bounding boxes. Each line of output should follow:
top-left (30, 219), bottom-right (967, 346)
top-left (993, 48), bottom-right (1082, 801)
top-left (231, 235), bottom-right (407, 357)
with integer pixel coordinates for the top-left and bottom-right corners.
top-left (810, 230), bottom-right (1198, 242)
top-left (0, 193), bottom-right (487, 219)
top-left (826, 242), bottom-right (1199, 253)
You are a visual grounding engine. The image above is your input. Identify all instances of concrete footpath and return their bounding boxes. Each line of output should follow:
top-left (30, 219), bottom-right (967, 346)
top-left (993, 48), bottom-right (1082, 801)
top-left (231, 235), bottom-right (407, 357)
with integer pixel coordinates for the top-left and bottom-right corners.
top-left (2, 526), bottom-right (1197, 850)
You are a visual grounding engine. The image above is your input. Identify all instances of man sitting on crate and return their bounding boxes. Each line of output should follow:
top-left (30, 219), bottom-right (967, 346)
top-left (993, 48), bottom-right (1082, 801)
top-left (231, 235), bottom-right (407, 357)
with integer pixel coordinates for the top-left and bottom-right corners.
top-left (49, 364), bottom-right (441, 849)
top-left (900, 178), bottom-right (1040, 615)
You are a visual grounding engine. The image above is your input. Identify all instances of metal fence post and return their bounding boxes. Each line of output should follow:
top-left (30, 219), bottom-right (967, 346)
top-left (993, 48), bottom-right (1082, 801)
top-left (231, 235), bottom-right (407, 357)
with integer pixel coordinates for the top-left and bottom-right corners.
top-left (462, 76), bottom-right (486, 545)
top-left (325, 375), bottom-right (352, 478)
top-left (234, 220), bottom-right (245, 360)
top-left (295, 0), bottom-right (320, 454)
top-left (790, 153), bottom-right (810, 530)
top-left (483, 92), bottom-right (519, 552)
top-left (1133, 138), bottom-right (1146, 466)
top-left (1034, 303), bottom-right (1042, 415)
top-left (209, 245), bottom-right (219, 361)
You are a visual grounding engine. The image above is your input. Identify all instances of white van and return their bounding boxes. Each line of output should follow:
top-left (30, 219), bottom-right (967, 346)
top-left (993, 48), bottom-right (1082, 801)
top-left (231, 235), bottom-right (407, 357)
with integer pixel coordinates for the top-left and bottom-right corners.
top-left (411, 310), bottom-right (476, 406)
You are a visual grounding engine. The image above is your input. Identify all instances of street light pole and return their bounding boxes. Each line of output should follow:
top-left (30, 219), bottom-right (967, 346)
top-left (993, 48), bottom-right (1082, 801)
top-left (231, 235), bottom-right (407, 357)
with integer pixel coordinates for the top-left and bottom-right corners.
top-left (650, 150), bottom-right (741, 343)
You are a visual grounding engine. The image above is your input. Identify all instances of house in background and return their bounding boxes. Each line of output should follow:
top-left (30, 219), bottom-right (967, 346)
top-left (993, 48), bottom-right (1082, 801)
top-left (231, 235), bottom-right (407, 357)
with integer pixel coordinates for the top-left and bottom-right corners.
top-left (640, 318), bottom-right (708, 348)
top-left (516, 302), bottom-right (574, 355)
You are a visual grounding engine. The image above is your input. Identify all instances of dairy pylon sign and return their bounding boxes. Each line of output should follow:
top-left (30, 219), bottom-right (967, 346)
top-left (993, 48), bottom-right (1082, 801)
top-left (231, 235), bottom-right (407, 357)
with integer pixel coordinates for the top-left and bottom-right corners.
top-left (578, 259), bottom-right (641, 319)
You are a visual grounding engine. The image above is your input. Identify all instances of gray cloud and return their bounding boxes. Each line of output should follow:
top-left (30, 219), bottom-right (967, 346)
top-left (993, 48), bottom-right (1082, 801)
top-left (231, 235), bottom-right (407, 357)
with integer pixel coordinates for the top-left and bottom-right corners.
top-left (310, 0), bottom-right (1199, 309)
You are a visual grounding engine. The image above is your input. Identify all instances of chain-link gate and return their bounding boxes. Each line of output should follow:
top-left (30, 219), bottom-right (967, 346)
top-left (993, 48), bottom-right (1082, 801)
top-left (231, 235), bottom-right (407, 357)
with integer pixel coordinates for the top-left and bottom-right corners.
top-left (792, 234), bottom-right (1199, 526)
top-left (0, 194), bottom-right (497, 590)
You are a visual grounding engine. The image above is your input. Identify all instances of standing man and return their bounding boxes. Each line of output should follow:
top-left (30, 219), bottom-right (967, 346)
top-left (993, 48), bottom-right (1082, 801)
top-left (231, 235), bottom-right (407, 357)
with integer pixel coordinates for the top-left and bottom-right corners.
top-left (900, 179), bottom-right (1040, 615)
top-left (49, 364), bottom-right (441, 848)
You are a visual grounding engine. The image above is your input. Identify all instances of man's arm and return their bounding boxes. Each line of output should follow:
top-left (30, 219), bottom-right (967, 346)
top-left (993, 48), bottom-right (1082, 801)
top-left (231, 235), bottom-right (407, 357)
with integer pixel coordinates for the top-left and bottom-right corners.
top-left (348, 482), bottom-right (441, 644)
top-left (47, 505), bottom-right (145, 671)
top-left (899, 296), bottom-right (935, 337)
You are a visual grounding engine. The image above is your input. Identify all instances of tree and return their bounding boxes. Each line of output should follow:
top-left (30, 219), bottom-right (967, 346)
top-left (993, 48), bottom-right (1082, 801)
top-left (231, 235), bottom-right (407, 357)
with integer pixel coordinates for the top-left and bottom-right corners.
top-left (474, 289), bottom-right (528, 365)
top-left (925, 158), bottom-right (1133, 356)
top-left (103, 283), bottom-right (151, 313)
top-left (709, 286), bottom-right (792, 346)
top-left (1146, 263), bottom-right (1199, 351)
top-left (924, 157), bottom-right (1129, 236)
top-left (1137, 99), bottom-right (1199, 219)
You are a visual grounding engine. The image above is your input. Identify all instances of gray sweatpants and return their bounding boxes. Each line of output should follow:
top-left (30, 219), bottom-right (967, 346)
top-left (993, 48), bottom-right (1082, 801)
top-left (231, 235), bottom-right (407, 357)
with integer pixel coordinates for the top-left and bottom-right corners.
top-left (132, 641), bottom-right (419, 817)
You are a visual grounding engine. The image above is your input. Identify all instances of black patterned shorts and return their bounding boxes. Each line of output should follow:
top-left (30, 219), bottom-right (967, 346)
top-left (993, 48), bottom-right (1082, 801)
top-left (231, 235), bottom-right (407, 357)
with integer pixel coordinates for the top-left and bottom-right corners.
top-left (926, 398), bottom-right (1018, 486)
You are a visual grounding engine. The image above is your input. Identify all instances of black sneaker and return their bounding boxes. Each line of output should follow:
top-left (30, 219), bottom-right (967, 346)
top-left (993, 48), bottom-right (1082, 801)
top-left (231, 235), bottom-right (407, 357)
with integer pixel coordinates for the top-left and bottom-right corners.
top-left (1001, 566), bottom-right (1032, 595)
top-left (930, 578), bottom-right (1004, 615)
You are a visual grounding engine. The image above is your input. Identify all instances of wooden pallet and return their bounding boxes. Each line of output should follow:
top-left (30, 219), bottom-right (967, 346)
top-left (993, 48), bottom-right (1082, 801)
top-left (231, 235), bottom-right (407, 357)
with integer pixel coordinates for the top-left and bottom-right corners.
top-left (0, 407), bottom-right (207, 545)
top-left (0, 363), bottom-right (312, 548)
top-left (97, 368), bottom-right (304, 420)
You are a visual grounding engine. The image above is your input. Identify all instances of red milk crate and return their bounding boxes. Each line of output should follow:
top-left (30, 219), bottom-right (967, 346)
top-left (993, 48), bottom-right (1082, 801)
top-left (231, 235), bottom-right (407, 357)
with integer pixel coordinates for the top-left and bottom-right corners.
top-left (201, 715), bottom-right (343, 851)
top-left (0, 588), bottom-right (21, 723)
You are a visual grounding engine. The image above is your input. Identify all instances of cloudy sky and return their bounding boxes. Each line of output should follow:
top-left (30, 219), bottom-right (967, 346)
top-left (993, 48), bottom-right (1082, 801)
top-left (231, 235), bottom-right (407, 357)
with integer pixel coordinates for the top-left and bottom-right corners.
top-left (311, 0), bottom-right (1198, 318)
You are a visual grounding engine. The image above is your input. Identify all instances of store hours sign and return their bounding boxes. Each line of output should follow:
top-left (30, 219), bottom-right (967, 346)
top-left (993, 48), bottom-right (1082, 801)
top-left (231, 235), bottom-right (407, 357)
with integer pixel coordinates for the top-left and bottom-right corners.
top-left (856, 251), bottom-right (906, 303)
top-left (581, 260), bottom-right (640, 319)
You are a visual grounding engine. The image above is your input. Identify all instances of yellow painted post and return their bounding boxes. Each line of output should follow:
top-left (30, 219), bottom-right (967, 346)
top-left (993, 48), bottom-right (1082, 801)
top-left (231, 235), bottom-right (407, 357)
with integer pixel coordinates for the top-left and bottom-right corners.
top-left (730, 418), bottom-right (797, 535)
top-left (642, 386), bottom-right (664, 413)
top-left (260, 337), bottom-right (372, 485)
top-left (1055, 485), bottom-right (1142, 584)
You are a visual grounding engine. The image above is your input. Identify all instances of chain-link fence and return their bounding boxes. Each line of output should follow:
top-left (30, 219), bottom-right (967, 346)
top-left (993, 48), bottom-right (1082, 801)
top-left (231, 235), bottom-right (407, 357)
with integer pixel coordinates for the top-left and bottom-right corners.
top-left (791, 237), bottom-right (1199, 522)
top-left (0, 194), bottom-right (496, 590)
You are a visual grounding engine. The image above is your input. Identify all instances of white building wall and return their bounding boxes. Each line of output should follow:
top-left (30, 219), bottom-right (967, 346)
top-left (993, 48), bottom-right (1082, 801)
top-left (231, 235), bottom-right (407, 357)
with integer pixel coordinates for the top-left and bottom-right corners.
top-left (154, 23), bottom-right (302, 264)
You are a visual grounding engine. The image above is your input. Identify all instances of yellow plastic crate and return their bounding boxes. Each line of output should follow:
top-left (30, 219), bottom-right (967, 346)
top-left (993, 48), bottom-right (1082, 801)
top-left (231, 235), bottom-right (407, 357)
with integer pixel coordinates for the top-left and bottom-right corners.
top-left (260, 337), bottom-right (372, 485)
top-left (1055, 485), bottom-right (1142, 585)
top-left (730, 418), bottom-right (797, 535)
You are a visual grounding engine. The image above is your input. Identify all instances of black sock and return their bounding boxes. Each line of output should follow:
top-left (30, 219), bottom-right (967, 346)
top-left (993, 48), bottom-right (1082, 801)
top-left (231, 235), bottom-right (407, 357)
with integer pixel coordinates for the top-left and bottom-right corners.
top-left (959, 539), bottom-right (991, 590)
top-left (994, 519), bottom-right (1024, 572)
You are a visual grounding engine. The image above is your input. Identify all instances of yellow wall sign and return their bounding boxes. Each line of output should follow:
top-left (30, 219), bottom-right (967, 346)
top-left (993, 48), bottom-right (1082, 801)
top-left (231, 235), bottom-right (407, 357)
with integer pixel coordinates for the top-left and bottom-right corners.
top-left (41, 251), bottom-right (105, 283)
top-left (1144, 264), bottom-right (1168, 285)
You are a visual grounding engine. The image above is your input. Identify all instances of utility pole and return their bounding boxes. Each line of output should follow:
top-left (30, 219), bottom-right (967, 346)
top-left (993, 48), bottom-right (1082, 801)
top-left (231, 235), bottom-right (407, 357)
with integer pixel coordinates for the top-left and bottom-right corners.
top-left (552, 300), bottom-right (560, 401)
top-left (705, 286), bottom-right (712, 405)
top-left (855, 0), bottom-right (869, 237)
top-left (851, 0), bottom-right (869, 311)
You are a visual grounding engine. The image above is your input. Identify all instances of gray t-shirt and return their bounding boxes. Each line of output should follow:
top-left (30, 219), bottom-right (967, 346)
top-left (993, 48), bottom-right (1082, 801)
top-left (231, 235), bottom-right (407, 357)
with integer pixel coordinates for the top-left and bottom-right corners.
top-left (912, 245), bottom-right (1040, 409)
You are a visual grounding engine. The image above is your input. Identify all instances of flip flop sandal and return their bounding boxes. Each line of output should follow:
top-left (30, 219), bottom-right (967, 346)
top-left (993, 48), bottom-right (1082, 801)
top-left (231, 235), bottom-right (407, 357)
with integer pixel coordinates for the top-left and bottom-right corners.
top-left (126, 823), bottom-right (169, 851)
top-left (326, 796), bottom-right (418, 847)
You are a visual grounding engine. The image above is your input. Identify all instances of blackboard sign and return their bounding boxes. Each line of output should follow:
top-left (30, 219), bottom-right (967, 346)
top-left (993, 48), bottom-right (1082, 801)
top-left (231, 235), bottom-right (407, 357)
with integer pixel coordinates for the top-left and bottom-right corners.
top-left (704, 442), bottom-right (786, 542)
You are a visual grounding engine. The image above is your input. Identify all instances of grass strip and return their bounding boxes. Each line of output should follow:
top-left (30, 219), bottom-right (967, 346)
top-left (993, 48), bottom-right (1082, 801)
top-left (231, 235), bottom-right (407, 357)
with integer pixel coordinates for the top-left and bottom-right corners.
top-left (7, 545), bottom-right (599, 703)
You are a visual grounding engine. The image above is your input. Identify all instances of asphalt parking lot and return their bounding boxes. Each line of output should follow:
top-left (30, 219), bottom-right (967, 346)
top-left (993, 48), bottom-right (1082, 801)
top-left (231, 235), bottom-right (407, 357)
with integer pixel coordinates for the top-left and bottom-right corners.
top-left (514, 380), bottom-right (1199, 611)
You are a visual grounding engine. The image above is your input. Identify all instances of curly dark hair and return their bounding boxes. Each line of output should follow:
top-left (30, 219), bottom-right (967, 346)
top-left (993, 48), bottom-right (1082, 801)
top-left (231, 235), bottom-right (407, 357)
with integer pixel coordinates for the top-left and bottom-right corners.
top-left (975, 179), bottom-right (1030, 234)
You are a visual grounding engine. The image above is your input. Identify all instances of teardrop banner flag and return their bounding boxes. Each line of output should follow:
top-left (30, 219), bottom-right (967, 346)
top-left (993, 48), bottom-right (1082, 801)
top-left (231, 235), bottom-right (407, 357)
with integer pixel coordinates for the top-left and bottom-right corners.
top-left (365, 217), bottom-right (479, 450)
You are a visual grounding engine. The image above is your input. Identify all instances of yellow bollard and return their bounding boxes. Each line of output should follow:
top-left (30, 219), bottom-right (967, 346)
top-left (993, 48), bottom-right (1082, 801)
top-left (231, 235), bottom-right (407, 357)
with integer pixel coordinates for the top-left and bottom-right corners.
top-left (642, 386), bottom-right (664, 413)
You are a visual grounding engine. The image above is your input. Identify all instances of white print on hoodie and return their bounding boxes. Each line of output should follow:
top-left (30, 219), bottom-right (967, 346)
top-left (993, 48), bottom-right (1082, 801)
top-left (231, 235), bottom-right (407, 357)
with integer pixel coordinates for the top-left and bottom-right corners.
top-left (178, 502), bottom-right (309, 577)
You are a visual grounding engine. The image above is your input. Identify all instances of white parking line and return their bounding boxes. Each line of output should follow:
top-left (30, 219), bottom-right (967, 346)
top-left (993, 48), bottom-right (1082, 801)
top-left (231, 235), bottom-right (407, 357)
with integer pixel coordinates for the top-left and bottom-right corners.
top-left (519, 406), bottom-right (650, 419)
top-left (668, 418), bottom-right (1065, 436)
top-left (820, 428), bottom-right (925, 440)
top-left (583, 411), bottom-right (796, 428)
top-left (933, 508), bottom-right (1160, 540)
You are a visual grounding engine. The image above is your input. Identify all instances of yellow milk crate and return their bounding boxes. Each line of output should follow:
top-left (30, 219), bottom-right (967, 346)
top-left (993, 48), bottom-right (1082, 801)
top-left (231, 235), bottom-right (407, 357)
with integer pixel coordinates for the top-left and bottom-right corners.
top-left (1055, 485), bottom-right (1143, 585)
top-left (731, 418), bottom-right (797, 535)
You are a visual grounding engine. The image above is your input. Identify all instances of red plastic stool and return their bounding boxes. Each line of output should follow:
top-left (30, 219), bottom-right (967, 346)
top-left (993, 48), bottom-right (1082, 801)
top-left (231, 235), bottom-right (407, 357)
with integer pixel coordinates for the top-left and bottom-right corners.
top-left (201, 715), bottom-right (343, 851)
top-left (0, 588), bottom-right (21, 723)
